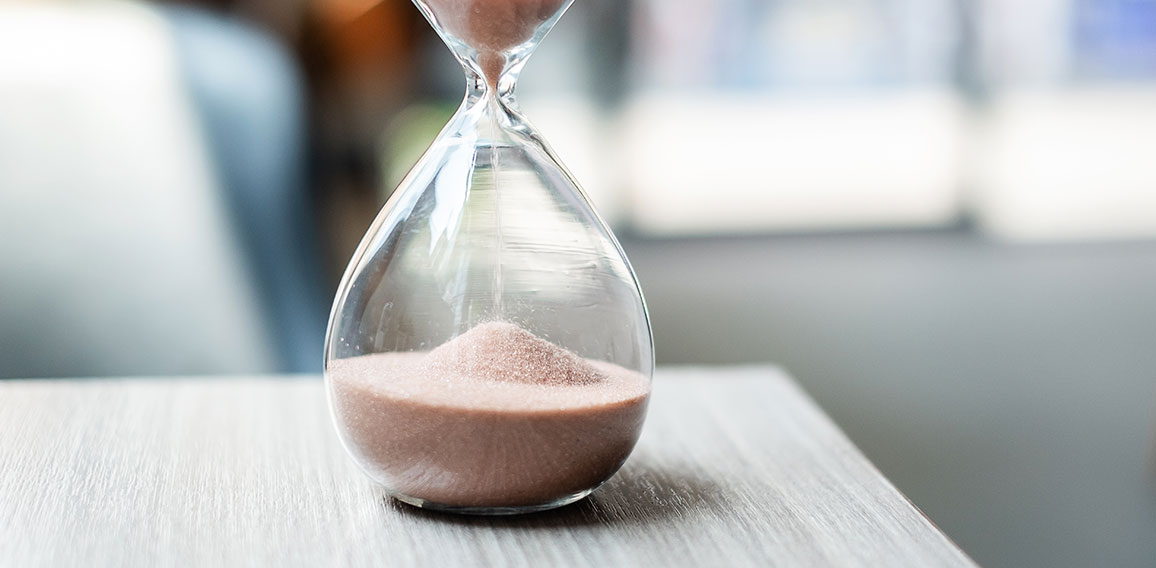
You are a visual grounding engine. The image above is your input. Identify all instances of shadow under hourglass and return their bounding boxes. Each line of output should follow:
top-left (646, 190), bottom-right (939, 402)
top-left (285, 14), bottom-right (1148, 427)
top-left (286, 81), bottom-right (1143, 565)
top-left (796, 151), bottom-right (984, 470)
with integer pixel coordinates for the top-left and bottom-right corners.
top-left (387, 453), bottom-right (729, 529)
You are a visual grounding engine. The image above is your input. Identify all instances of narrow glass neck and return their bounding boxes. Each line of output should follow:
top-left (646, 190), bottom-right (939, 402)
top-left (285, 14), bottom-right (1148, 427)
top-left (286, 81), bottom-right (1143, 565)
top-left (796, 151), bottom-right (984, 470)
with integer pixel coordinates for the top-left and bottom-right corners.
top-left (464, 64), bottom-right (518, 108)
top-left (452, 65), bottom-right (538, 149)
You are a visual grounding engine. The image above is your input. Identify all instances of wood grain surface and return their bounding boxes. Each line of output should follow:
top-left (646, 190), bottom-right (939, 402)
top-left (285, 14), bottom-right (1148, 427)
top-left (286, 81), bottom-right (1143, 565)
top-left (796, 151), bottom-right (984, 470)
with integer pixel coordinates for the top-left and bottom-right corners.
top-left (0, 367), bottom-right (975, 567)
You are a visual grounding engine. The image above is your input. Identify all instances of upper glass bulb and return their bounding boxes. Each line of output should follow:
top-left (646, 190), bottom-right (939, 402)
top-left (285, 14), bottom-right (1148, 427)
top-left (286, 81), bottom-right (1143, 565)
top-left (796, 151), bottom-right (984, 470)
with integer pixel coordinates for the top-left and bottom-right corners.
top-left (324, 0), bottom-right (653, 515)
top-left (415, 0), bottom-right (570, 90)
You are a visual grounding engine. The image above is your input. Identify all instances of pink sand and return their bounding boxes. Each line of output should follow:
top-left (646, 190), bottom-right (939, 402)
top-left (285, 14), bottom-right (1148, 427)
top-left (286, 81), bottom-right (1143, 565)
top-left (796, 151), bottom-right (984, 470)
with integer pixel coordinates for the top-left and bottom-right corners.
top-left (328, 322), bottom-right (649, 508)
top-left (421, 0), bottom-right (567, 85)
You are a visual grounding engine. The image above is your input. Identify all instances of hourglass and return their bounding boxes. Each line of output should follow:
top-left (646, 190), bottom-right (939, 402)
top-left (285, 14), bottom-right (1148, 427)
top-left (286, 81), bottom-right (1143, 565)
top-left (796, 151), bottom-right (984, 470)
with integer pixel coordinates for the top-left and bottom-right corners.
top-left (323, 0), bottom-right (654, 514)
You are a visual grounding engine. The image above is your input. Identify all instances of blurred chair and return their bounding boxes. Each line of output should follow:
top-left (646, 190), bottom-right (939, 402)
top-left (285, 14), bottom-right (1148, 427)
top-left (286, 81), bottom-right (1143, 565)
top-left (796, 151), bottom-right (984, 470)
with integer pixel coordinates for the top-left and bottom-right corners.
top-left (0, 2), bottom-right (325, 378)
top-left (163, 5), bottom-right (328, 372)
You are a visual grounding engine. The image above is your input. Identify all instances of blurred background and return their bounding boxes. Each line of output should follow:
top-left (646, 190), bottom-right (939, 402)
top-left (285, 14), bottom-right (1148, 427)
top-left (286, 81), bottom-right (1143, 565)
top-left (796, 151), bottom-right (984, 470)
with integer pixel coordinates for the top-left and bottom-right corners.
top-left (2, 0), bottom-right (1155, 565)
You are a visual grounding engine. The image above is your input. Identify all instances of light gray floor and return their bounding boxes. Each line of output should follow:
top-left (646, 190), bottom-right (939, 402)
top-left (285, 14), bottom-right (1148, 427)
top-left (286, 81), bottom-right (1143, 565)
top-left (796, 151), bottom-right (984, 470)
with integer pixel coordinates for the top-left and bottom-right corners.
top-left (620, 230), bottom-right (1156, 568)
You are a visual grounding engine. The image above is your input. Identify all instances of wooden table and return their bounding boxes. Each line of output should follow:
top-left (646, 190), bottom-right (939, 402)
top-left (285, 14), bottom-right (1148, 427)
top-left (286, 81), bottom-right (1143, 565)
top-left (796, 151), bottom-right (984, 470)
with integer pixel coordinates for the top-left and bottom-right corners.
top-left (0, 367), bottom-right (974, 567)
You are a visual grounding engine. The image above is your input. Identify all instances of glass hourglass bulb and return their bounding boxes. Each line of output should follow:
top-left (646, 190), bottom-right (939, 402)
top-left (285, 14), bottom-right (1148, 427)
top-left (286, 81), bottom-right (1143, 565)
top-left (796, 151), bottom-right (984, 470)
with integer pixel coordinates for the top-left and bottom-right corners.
top-left (324, 0), bottom-right (653, 515)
